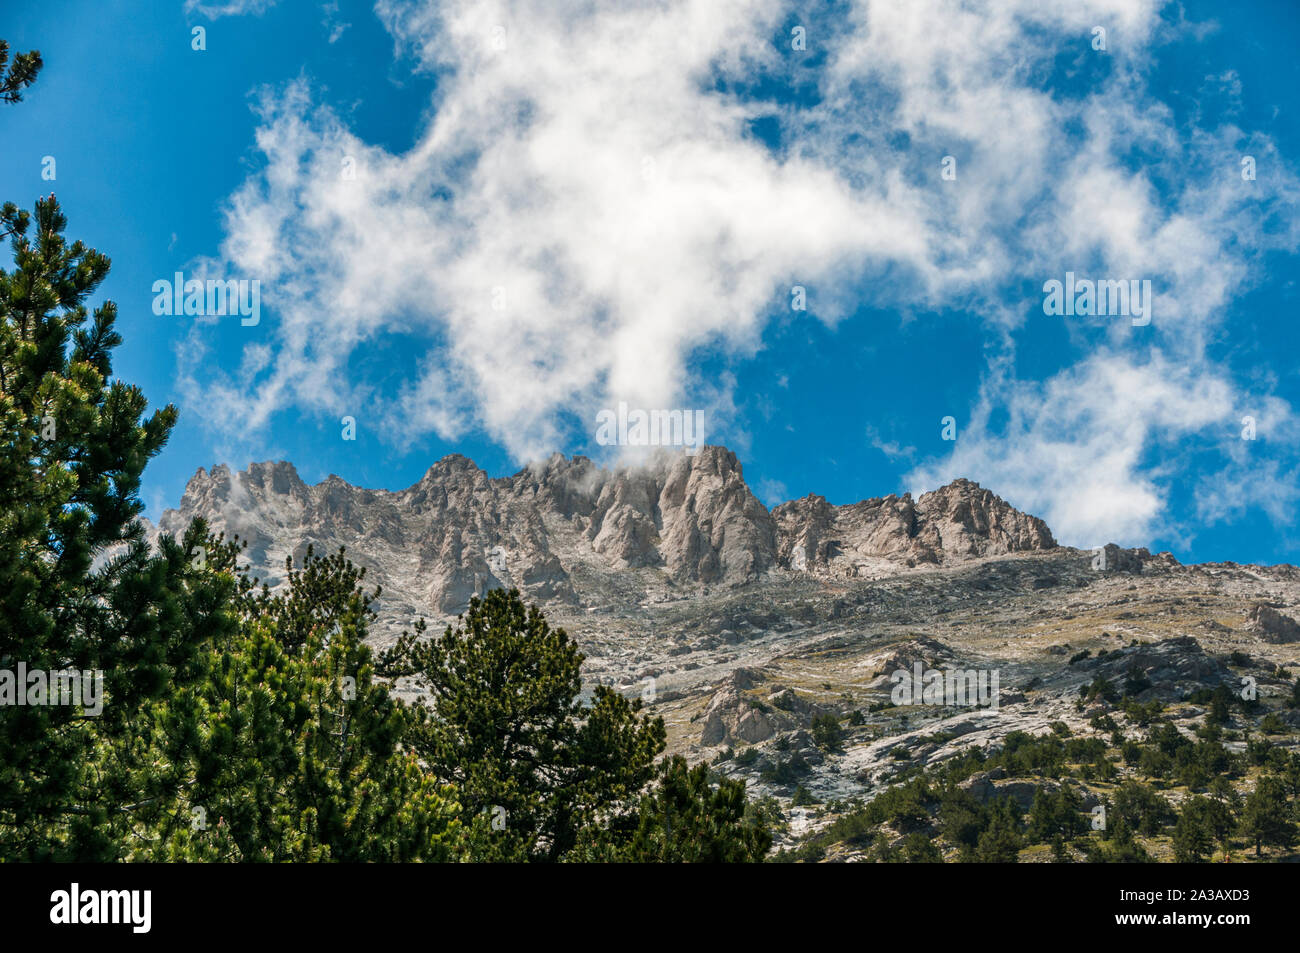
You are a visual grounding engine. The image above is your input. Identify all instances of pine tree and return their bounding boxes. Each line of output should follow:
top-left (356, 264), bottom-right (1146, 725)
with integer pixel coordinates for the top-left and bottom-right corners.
top-left (138, 548), bottom-right (464, 861)
top-left (811, 713), bottom-right (844, 751)
top-left (0, 62), bottom-right (461, 860)
top-left (1239, 775), bottom-right (1297, 857)
top-left (0, 41), bottom-right (41, 103)
top-left (975, 798), bottom-right (1023, 862)
top-left (573, 756), bottom-right (771, 862)
top-left (1173, 797), bottom-right (1216, 862)
top-left (1050, 834), bottom-right (1071, 862)
top-left (1094, 816), bottom-right (1154, 863)
top-left (0, 184), bottom-right (248, 858)
top-left (1111, 780), bottom-right (1172, 836)
top-left (382, 588), bottom-right (668, 861)
top-left (1028, 785), bottom-right (1087, 842)
top-left (901, 831), bottom-right (943, 863)
top-left (1208, 686), bottom-right (1232, 725)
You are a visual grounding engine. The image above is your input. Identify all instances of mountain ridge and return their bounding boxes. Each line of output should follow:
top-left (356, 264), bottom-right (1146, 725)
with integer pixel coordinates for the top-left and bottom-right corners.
top-left (158, 445), bottom-right (1072, 628)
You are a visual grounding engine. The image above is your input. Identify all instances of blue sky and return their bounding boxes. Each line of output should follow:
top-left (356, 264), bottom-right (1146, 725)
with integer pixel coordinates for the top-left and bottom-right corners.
top-left (2, 0), bottom-right (1299, 565)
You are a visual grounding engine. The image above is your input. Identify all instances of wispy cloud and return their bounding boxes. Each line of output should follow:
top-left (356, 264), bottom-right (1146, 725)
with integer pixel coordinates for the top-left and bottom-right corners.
top-left (866, 424), bottom-right (916, 464)
top-left (754, 478), bottom-right (789, 508)
top-left (185, 0), bottom-right (278, 19)
top-left (322, 1), bottom-right (351, 43)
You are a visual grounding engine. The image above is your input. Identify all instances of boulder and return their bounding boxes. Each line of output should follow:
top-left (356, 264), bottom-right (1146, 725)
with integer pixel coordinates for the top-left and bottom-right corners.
top-left (1245, 604), bottom-right (1300, 644)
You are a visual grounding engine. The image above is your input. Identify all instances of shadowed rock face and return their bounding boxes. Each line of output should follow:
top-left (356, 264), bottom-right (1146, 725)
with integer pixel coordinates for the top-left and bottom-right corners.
top-left (1246, 603), bottom-right (1300, 643)
top-left (156, 446), bottom-right (1057, 627)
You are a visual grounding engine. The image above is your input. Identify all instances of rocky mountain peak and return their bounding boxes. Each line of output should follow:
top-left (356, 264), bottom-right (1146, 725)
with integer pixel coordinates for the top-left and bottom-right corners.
top-left (240, 460), bottom-right (309, 499)
top-left (914, 478), bottom-right (1056, 557)
top-left (773, 478), bottom-right (1055, 576)
top-left (416, 453), bottom-right (486, 483)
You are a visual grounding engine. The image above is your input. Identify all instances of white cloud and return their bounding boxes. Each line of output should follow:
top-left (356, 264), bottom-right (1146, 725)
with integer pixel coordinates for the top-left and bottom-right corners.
top-left (866, 424), bottom-right (915, 464)
top-left (185, 0), bottom-right (1300, 545)
top-left (754, 478), bottom-right (789, 508)
top-left (322, 1), bottom-right (351, 43)
top-left (185, 0), bottom-right (278, 19)
top-left (193, 0), bottom-right (938, 461)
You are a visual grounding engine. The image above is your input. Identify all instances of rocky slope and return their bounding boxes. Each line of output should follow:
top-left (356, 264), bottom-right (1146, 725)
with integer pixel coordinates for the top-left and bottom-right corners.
top-left (154, 445), bottom-right (1300, 860)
